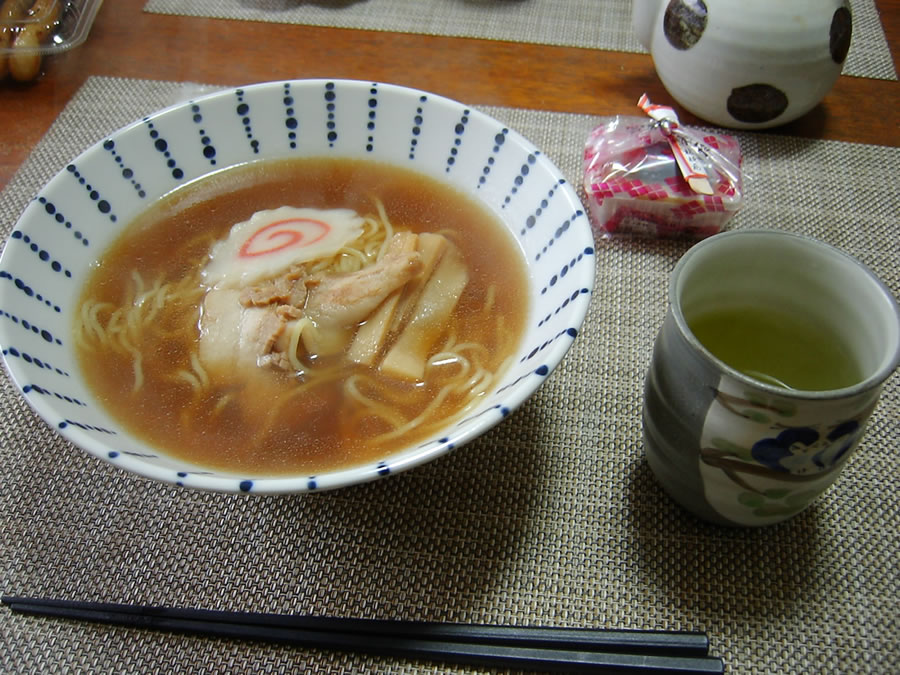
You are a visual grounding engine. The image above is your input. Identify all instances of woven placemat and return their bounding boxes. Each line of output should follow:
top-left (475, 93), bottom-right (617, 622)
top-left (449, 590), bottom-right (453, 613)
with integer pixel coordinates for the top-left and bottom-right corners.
top-left (142, 0), bottom-right (897, 81)
top-left (1, 76), bottom-right (898, 674)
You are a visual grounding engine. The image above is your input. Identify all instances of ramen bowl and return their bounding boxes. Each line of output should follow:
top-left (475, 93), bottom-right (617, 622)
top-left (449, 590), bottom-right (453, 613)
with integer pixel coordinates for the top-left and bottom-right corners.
top-left (0, 79), bottom-right (594, 494)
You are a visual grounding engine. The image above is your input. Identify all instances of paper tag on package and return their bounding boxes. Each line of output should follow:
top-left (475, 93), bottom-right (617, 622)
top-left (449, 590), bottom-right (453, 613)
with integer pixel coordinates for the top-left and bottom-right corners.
top-left (583, 95), bottom-right (743, 239)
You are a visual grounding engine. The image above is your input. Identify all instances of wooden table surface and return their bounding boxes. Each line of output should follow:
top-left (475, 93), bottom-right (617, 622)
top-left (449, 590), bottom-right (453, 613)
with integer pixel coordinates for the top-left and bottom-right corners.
top-left (1, 0), bottom-right (898, 193)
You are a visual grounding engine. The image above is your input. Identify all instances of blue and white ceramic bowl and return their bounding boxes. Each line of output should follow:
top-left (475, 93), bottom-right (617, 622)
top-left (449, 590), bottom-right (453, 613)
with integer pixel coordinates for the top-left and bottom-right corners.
top-left (0, 79), bottom-right (594, 494)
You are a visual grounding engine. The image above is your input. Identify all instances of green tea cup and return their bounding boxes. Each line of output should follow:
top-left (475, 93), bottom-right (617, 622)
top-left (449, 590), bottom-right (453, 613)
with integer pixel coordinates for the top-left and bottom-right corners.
top-left (643, 230), bottom-right (900, 526)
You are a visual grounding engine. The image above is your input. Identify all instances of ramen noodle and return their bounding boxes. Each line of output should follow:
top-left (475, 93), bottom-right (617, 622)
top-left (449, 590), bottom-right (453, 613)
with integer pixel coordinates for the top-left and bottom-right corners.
top-left (74, 158), bottom-right (529, 475)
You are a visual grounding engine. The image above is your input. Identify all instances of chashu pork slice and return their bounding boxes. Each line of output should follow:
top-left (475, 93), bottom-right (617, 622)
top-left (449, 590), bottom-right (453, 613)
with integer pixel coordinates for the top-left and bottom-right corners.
top-left (198, 288), bottom-right (286, 372)
top-left (300, 232), bottom-right (423, 358)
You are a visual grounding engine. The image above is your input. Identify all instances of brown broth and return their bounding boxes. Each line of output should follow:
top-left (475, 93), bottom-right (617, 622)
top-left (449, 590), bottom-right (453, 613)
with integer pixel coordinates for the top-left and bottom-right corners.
top-left (76, 158), bottom-right (529, 475)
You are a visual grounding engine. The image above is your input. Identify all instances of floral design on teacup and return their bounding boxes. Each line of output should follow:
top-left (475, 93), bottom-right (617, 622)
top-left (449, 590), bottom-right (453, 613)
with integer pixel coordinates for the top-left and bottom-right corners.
top-left (750, 421), bottom-right (861, 476)
top-left (697, 381), bottom-right (873, 525)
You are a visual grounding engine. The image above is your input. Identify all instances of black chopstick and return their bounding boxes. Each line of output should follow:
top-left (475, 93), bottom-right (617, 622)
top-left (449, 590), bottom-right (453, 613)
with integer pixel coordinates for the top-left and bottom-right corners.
top-left (2, 596), bottom-right (724, 674)
top-left (2, 596), bottom-right (709, 655)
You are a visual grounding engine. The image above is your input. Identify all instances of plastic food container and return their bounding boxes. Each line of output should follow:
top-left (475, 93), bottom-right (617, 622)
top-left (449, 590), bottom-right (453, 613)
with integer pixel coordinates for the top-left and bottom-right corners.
top-left (1, 0), bottom-right (104, 82)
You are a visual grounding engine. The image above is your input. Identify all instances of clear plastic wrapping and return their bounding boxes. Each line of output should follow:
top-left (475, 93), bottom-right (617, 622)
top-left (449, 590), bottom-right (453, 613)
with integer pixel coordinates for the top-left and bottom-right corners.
top-left (583, 103), bottom-right (744, 239)
top-left (1, 1), bottom-right (104, 82)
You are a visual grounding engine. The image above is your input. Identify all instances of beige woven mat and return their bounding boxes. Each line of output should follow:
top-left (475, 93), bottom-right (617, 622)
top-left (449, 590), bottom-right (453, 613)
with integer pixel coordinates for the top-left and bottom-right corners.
top-left (1, 76), bottom-right (899, 674)
top-left (142, 0), bottom-right (898, 81)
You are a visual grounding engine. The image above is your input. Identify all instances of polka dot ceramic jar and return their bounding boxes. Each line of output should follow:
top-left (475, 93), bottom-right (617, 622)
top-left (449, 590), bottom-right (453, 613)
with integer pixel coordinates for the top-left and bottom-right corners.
top-left (632, 0), bottom-right (852, 129)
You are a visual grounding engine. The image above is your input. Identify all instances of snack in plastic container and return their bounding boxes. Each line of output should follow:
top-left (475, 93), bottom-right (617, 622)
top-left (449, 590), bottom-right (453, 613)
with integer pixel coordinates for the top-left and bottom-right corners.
top-left (583, 95), bottom-right (743, 239)
top-left (1, 0), bottom-right (103, 82)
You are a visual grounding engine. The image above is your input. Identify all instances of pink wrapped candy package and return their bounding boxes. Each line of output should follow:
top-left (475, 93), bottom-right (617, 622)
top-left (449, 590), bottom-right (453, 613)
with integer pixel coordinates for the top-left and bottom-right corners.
top-left (583, 96), bottom-right (743, 238)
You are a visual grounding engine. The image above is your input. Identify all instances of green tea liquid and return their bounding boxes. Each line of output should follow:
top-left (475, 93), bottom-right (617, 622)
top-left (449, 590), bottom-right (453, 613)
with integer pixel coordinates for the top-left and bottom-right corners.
top-left (688, 305), bottom-right (861, 391)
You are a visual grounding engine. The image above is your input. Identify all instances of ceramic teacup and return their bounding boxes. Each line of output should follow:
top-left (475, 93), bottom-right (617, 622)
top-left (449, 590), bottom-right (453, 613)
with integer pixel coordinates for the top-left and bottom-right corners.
top-left (643, 230), bottom-right (900, 526)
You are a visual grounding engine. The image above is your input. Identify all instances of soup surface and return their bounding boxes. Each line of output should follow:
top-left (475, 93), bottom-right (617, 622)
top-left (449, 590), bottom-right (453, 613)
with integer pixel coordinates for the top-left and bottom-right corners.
top-left (76, 158), bottom-right (529, 475)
